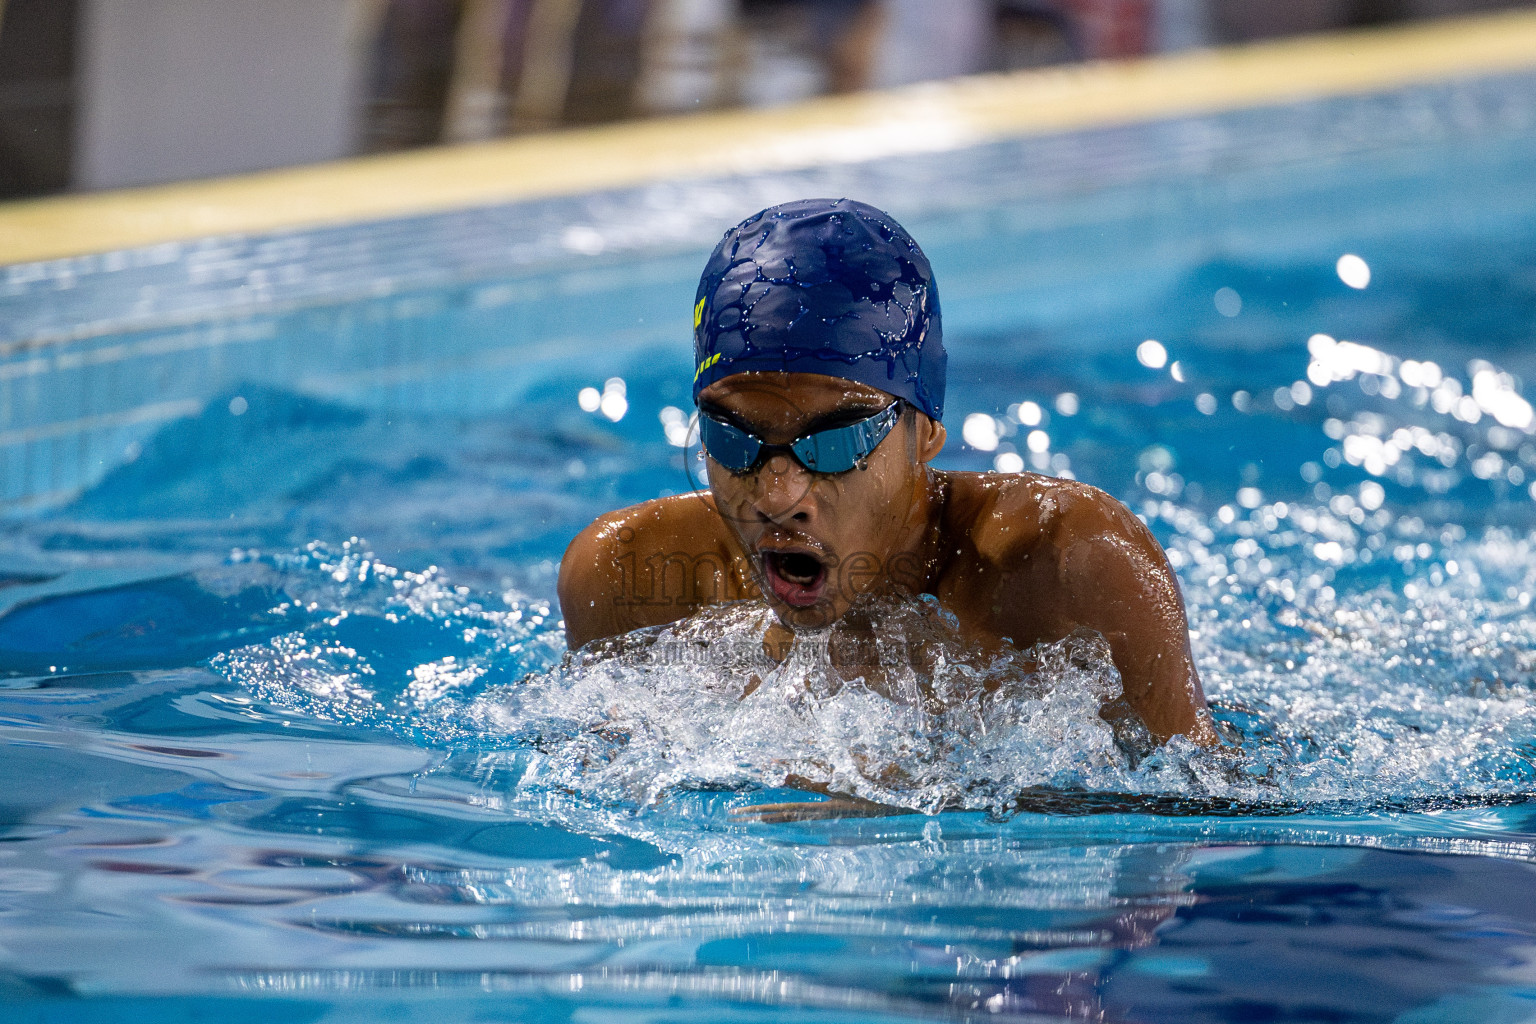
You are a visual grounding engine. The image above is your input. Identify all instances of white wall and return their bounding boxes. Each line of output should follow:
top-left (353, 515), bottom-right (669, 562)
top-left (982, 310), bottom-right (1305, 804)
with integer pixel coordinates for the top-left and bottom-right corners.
top-left (870, 0), bottom-right (992, 88)
top-left (75, 0), bottom-right (370, 190)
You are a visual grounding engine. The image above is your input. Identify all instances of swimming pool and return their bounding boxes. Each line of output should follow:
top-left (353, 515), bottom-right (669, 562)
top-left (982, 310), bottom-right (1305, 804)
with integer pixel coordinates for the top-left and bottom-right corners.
top-left (6, 48), bottom-right (1536, 1024)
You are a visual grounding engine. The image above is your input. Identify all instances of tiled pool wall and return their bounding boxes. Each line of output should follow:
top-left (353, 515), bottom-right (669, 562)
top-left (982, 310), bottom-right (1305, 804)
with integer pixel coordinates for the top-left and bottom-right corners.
top-left (2, 70), bottom-right (1536, 510)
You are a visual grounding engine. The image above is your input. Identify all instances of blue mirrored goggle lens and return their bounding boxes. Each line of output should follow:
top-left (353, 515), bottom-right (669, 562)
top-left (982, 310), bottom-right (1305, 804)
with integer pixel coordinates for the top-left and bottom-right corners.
top-left (701, 403), bottom-right (899, 475)
top-left (699, 416), bottom-right (762, 472)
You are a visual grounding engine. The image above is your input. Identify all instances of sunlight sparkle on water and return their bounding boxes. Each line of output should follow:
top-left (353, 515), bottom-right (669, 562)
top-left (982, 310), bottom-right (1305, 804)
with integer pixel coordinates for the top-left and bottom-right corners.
top-left (963, 412), bottom-right (1000, 451)
top-left (1337, 253), bottom-right (1371, 289)
top-left (658, 406), bottom-right (692, 447)
top-left (994, 452), bottom-right (1025, 473)
top-left (600, 378), bottom-right (628, 422)
top-left (1214, 287), bottom-right (1242, 317)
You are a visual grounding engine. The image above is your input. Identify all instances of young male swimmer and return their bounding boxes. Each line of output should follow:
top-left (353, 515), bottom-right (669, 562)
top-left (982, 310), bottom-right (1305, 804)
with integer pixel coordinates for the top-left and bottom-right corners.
top-left (560, 198), bottom-right (1219, 794)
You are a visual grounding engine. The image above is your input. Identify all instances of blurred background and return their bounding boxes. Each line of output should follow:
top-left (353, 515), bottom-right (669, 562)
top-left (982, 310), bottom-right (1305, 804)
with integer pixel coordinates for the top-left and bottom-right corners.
top-left (0, 0), bottom-right (1531, 201)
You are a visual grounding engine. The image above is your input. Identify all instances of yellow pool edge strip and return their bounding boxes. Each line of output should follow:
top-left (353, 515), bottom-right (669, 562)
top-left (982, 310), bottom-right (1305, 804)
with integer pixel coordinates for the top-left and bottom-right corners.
top-left (4, 8), bottom-right (1536, 266)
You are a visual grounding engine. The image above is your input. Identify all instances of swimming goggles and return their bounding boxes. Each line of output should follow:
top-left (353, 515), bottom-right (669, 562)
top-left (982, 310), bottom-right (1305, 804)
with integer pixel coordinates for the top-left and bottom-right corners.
top-left (700, 401), bottom-right (901, 475)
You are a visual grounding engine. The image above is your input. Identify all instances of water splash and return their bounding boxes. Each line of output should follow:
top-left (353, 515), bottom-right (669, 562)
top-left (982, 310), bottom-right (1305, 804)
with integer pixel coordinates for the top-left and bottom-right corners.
top-left (452, 599), bottom-right (1156, 816)
top-left (214, 518), bottom-right (1536, 820)
top-left (211, 540), bottom-right (566, 735)
top-left (1169, 502), bottom-right (1536, 808)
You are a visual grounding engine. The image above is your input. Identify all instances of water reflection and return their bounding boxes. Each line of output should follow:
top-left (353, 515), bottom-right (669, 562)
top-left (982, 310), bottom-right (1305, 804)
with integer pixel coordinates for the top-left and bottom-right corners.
top-left (3, 149), bottom-right (1536, 1019)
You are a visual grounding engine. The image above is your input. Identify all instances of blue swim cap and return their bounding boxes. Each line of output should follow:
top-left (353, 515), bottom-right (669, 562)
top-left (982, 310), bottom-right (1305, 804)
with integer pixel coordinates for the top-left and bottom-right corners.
top-left (692, 198), bottom-right (945, 421)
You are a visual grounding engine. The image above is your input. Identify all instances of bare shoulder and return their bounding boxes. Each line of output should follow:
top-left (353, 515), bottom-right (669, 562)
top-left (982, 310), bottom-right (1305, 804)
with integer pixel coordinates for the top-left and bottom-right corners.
top-left (565, 491), bottom-right (726, 554)
top-left (938, 474), bottom-right (1212, 745)
top-left (558, 492), bottom-right (742, 648)
top-left (945, 471), bottom-right (1150, 563)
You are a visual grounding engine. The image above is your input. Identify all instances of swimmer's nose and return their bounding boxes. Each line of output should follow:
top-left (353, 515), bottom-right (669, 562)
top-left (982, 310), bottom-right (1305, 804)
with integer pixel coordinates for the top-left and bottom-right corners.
top-left (750, 452), bottom-right (814, 525)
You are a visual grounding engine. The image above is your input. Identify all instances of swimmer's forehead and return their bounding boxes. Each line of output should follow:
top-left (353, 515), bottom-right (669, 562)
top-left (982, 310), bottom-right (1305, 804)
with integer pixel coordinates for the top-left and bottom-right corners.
top-left (698, 372), bottom-right (894, 424)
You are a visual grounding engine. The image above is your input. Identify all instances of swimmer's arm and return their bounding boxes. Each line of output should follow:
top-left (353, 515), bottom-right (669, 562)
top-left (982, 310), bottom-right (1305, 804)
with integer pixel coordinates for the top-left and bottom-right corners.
top-left (1005, 487), bottom-right (1219, 746)
top-left (729, 797), bottom-right (912, 823)
top-left (729, 775), bottom-right (916, 822)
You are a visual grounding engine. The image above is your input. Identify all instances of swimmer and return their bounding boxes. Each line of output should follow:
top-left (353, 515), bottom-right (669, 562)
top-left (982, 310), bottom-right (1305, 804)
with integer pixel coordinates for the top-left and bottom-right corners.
top-left (560, 198), bottom-right (1219, 813)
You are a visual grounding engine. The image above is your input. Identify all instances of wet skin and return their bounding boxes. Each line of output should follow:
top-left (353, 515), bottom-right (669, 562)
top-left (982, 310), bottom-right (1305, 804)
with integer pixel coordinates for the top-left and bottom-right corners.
top-left (559, 372), bottom-right (1220, 813)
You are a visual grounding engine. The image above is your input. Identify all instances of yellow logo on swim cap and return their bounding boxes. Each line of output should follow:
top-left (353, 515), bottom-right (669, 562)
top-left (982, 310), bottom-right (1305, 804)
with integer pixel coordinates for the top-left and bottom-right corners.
top-left (694, 296), bottom-right (706, 331)
top-left (693, 351), bottom-right (721, 382)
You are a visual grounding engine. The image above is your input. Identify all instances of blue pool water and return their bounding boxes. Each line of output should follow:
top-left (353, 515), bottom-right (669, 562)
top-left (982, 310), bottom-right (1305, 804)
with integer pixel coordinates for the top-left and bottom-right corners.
top-left (6, 73), bottom-right (1536, 1021)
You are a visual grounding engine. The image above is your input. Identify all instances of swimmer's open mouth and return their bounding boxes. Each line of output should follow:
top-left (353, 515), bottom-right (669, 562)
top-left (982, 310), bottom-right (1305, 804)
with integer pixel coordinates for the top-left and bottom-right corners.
top-left (761, 550), bottom-right (829, 609)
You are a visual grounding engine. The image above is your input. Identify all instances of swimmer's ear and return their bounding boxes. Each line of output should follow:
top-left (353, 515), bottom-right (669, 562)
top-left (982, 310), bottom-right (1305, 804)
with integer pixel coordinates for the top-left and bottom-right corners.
top-left (912, 412), bottom-right (945, 463)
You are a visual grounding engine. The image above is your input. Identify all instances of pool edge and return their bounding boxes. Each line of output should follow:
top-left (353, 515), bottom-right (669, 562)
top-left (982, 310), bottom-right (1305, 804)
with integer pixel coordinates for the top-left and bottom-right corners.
top-left (2, 8), bottom-right (1536, 265)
